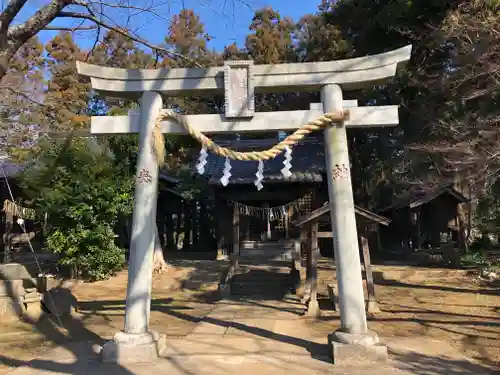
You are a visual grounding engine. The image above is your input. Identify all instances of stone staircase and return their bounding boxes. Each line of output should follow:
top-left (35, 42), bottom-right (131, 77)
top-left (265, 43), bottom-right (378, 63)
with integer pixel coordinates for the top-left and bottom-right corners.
top-left (239, 239), bottom-right (296, 260)
top-left (220, 240), bottom-right (300, 299)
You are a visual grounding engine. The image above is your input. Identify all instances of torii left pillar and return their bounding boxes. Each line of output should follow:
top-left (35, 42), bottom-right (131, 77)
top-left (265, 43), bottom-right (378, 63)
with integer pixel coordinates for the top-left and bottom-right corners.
top-left (101, 91), bottom-right (167, 363)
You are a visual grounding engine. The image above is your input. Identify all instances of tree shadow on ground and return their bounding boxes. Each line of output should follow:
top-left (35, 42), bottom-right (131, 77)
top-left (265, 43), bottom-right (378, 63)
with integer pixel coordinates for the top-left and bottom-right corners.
top-left (162, 302), bottom-right (333, 364)
top-left (390, 350), bottom-right (495, 375)
top-left (0, 253), bottom-right (227, 375)
top-left (159, 301), bottom-right (497, 375)
top-left (2, 256), bottom-right (498, 375)
top-left (387, 303), bottom-right (500, 322)
top-left (162, 257), bottom-right (228, 293)
top-left (373, 271), bottom-right (499, 296)
top-left (0, 284), bottom-right (137, 375)
top-left (0, 286), bottom-right (213, 375)
top-left (2, 287), bottom-right (497, 374)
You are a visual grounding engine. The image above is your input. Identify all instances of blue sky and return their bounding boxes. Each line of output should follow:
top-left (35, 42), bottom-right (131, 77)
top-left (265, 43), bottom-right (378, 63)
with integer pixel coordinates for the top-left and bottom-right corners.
top-left (16, 0), bottom-right (321, 52)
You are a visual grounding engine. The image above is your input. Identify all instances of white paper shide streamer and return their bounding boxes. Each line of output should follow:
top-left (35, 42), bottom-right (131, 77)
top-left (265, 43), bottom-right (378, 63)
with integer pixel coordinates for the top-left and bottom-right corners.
top-left (196, 147), bottom-right (208, 175)
top-left (281, 146), bottom-right (292, 178)
top-left (254, 160), bottom-right (264, 191)
top-left (220, 157), bottom-right (232, 186)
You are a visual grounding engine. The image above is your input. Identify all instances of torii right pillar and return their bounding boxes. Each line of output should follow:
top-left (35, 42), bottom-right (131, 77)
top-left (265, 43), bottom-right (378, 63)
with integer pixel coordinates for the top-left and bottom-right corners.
top-left (322, 84), bottom-right (388, 364)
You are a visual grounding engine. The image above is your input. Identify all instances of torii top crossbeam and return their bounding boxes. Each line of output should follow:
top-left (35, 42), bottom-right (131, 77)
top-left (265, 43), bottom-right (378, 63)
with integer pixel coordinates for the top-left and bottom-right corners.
top-left (77, 45), bottom-right (412, 99)
top-left (77, 45), bottom-right (412, 136)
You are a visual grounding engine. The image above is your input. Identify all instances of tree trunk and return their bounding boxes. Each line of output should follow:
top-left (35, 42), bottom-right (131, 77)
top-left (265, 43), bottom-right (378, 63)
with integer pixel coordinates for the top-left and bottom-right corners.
top-left (0, 1), bottom-right (73, 83)
top-left (192, 201), bottom-right (199, 250)
top-left (174, 208), bottom-right (182, 249)
top-left (166, 210), bottom-right (174, 251)
top-left (3, 211), bottom-right (14, 264)
top-left (199, 200), bottom-right (207, 246)
top-left (153, 223), bottom-right (170, 274)
top-left (182, 202), bottom-right (192, 251)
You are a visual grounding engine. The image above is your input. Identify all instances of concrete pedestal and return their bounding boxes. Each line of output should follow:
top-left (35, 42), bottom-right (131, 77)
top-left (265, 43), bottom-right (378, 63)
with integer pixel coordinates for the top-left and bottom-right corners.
top-left (366, 299), bottom-right (381, 314)
top-left (305, 298), bottom-right (321, 318)
top-left (328, 330), bottom-right (388, 365)
top-left (101, 331), bottom-right (166, 364)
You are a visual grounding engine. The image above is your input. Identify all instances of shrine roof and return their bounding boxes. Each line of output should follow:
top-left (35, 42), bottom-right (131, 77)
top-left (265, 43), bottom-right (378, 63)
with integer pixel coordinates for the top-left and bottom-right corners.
top-left (378, 183), bottom-right (468, 212)
top-left (293, 202), bottom-right (391, 228)
top-left (0, 161), bottom-right (25, 178)
top-left (203, 136), bottom-right (325, 185)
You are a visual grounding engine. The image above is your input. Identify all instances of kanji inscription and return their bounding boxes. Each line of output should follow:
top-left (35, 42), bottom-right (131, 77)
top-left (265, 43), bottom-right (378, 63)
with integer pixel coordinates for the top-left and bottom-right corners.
top-left (332, 164), bottom-right (351, 181)
top-left (224, 60), bottom-right (255, 118)
top-left (138, 168), bottom-right (153, 184)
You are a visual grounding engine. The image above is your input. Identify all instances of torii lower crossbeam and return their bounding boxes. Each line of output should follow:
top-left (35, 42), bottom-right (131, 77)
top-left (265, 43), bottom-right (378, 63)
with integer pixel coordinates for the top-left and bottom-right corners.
top-left (90, 103), bottom-right (399, 135)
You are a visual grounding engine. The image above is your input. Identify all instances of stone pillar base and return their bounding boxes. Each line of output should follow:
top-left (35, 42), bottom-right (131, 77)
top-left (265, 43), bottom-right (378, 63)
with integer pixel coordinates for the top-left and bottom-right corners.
top-left (101, 331), bottom-right (166, 364)
top-left (305, 299), bottom-right (321, 318)
top-left (366, 299), bottom-right (381, 314)
top-left (328, 330), bottom-right (388, 365)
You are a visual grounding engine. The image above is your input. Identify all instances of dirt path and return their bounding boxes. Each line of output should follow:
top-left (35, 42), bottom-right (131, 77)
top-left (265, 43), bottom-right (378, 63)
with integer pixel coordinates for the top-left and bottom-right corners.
top-left (312, 261), bottom-right (500, 370)
top-left (0, 259), bottom-right (498, 374)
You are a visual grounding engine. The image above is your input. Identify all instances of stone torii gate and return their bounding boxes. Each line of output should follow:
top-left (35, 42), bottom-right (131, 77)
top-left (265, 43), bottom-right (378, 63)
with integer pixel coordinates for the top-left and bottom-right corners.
top-left (77, 45), bottom-right (412, 364)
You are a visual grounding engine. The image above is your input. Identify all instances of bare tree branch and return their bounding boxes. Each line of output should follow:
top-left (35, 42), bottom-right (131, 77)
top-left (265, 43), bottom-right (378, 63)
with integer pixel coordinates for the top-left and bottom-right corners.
top-left (0, 0), bottom-right (28, 33)
top-left (8, 1), bottom-right (73, 41)
top-left (58, 10), bottom-right (203, 66)
top-left (45, 25), bottom-right (97, 31)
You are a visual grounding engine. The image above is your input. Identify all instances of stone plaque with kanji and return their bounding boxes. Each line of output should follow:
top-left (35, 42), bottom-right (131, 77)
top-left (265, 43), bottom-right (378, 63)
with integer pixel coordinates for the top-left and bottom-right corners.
top-left (224, 60), bottom-right (255, 118)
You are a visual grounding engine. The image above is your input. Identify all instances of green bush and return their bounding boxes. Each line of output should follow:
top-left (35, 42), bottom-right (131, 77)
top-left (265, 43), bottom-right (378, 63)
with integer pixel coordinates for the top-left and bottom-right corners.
top-left (460, 250), bottom-right (487, 268)
top-left (19, 137), bottom-right (134, 281)
top-left (47, 224), bottom-right (125, 280)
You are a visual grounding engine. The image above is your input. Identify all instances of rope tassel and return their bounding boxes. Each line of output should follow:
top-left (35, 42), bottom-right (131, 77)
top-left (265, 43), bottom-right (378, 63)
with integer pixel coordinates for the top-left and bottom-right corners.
top-left (151, 121), bottom-right (166, 167)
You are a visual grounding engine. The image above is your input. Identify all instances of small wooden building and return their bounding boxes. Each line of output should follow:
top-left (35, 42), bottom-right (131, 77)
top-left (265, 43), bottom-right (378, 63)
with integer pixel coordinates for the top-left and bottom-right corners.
top-left (203, 135), bottom-right (327, 253)
top-left (378, 184), bottom-right (468, 253)
top-left (293, 202), bottom-right (391, 256)
top-left (291, 202), bottom-right (390, 316)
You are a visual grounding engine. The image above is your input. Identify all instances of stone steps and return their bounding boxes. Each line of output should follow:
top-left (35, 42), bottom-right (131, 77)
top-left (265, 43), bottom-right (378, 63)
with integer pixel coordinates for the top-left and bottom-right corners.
top-left (230, 274), bottom-right (293, 295)
top-left (228, 242), bottom-right (295, 297)
top-left (229, 284), bottom-right (291, 296)
top-left (240, 240), bottom-right (295, 249)
top-left (239, 240), bottom-right (297, 261)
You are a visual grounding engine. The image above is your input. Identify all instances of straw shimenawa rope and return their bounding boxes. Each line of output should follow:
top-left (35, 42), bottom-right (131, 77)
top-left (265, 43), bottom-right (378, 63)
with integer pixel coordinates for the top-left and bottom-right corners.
top-left (151, 109), bottom-right (350, 166)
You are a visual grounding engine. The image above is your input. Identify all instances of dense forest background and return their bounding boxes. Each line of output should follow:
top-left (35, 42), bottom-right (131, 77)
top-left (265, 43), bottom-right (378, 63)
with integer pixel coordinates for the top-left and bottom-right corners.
top-left (0, 0), bottom-right (499, 277)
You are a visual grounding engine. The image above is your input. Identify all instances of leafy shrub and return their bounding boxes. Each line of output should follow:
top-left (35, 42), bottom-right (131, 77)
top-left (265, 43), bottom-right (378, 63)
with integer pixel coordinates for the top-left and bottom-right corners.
top-left (460, 251), bottom-right (487, 268)
top-left (47, 224), bottom-right (125, 280)
top-left (19, 137), bottom-right (134, 281)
